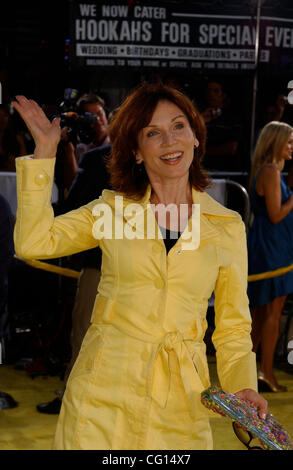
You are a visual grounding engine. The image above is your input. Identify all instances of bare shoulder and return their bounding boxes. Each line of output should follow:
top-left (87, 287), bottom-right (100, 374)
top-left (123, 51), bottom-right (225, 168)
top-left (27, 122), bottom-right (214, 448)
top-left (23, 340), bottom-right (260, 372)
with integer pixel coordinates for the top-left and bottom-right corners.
top-left (256, 165), bottom-right (280, 195)
top-left (258, 165), bottom-right (280, 179)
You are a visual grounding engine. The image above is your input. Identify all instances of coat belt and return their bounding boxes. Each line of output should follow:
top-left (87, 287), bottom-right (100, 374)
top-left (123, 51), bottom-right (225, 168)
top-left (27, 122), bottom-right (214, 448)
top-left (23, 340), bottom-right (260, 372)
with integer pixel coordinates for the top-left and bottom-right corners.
top-left (149, 331), bottom-right (205, 414)
top-left (91, 295), bottom-right (206, 413)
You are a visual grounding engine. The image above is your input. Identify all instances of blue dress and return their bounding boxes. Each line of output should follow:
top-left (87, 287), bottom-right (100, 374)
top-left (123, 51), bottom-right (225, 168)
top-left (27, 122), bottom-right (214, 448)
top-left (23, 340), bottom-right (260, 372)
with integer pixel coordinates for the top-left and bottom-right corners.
top-left (247, 175), bottom-right (293, 308)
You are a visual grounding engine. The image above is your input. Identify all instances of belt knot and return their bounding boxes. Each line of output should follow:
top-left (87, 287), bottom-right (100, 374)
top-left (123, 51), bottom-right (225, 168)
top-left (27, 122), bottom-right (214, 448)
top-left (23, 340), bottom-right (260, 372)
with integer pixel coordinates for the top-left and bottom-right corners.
top-left (163, 331), bottom-right (183, 351)
top-left (149, 331), bottom-right (204, 414)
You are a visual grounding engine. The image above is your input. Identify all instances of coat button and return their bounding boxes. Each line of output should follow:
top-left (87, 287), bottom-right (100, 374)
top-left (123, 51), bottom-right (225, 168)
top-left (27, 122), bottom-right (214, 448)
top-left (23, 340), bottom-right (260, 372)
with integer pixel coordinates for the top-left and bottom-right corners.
top-left (154, 278), bottom-right (165, 289)
top-left (34, 171), bottom-right (49, 187)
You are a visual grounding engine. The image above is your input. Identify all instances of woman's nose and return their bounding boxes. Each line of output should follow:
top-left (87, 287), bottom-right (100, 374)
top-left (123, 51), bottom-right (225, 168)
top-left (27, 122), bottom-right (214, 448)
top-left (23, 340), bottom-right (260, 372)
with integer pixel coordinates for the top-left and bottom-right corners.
top-left (161, 130), bottom-right (176, 145)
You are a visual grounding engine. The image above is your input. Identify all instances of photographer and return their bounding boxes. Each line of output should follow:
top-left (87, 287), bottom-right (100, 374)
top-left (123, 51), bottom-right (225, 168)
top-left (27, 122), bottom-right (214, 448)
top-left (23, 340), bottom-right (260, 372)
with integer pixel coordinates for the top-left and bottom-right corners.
top-left (75, 93), bottom-right (110, 162)
top-left (59, 93), bottom-right (110, 192)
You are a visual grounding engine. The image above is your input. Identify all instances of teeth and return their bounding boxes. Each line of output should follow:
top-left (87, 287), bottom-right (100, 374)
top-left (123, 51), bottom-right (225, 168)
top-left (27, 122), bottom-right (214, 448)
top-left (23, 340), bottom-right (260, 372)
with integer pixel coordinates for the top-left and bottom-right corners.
top-left (160, 152), bottom-right (182, 160)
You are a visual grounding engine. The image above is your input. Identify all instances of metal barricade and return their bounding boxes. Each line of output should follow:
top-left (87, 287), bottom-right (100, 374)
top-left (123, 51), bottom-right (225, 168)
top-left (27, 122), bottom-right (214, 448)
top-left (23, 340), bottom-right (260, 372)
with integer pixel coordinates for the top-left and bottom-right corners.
top-left (206, 178), bottom-right (250, 230)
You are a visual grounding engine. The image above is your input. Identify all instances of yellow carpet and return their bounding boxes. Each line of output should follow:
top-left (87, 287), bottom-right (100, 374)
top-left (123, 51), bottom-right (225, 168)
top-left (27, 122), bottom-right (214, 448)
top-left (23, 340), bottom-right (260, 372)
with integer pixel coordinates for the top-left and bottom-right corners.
top-left (0, 358), bottom-right (292, 450)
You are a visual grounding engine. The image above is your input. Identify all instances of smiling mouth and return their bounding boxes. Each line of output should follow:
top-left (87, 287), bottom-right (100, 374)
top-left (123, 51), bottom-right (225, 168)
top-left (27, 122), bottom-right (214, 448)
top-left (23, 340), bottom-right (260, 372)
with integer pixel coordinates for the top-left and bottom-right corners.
top-left (160, 152), bottom-right (183, 164)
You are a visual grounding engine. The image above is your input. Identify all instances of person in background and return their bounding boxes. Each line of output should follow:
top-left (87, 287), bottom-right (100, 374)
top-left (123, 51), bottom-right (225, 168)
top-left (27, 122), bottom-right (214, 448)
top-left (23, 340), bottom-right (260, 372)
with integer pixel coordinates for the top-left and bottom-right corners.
top-left (13, 83), bottom-right (267, 450)
top-left (200, 80), bottom-right (242, 172)
top-left (256, 90), bottom-right (293, 189)
top-left (0, 193), bottom-right (14, 354)
top-left (255, 92), bottom-right (291, 145)
top-left (59, 93), bottom-right (110, 192)
top-left (74, 93), bottom-right (110, 162)
top-left (263, 93), bottom-right (289, 125)
top-left (248, 121), bottom-right (293, 392)
top-left (0, 193), bottom-right (17, 409)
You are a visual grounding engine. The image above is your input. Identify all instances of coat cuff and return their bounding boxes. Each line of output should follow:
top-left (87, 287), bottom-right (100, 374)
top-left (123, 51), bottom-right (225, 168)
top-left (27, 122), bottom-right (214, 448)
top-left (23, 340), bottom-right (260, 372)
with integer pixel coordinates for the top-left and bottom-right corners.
top-left (15, 156), bottom-right (56, 192)
top-left (217, 350), bottom-right (258, 394)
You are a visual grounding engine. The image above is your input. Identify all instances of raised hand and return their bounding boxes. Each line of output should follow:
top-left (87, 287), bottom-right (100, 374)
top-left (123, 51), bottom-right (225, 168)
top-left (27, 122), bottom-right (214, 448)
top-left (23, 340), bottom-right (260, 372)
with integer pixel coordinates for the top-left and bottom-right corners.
top-left (12, 95), bottom-right (61, 159)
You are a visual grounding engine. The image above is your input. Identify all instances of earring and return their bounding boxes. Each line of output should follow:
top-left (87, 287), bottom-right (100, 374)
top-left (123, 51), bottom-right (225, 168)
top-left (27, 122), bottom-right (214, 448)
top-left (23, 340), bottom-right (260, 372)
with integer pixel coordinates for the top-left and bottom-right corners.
top-left (131, 161), bottom-right (144, 179)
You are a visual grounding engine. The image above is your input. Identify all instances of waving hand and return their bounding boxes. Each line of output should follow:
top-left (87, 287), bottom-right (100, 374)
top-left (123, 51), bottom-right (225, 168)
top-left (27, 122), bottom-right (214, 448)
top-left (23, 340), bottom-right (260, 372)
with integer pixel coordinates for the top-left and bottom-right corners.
top-left (12, 95), bottom-right (61, 159)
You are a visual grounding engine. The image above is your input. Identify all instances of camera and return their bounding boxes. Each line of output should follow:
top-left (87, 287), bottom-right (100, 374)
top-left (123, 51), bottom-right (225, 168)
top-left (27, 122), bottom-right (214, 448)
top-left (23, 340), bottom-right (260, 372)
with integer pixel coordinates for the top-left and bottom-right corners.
top-left (55, 88), bottom-right (98, 145)
top-left (60, 111), bottom-right (97, 145)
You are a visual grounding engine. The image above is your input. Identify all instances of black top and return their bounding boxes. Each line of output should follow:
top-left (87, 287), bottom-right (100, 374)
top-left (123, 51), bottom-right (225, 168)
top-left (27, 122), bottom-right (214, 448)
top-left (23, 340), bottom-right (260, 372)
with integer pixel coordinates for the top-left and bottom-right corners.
top-left (160, 227), bottom-right (181, 254)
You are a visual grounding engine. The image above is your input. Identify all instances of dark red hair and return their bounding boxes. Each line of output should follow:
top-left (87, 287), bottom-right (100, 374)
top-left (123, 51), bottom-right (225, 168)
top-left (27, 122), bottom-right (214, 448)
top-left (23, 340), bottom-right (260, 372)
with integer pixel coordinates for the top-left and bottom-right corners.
top-left (108, 81), bottom-right (210, 199)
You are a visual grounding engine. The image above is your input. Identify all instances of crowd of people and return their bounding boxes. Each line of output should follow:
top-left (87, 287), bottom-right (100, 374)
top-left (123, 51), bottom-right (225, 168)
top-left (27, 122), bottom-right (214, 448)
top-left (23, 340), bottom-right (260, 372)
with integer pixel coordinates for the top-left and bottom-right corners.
top-left (0, 78), bottom-right (292, 449)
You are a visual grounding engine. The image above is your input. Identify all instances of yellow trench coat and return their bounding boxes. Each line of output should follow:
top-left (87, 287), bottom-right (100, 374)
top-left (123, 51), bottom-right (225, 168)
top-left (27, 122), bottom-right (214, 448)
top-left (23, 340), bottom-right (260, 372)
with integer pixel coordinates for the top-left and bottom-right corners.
top-left (14, 157), bottom-right (257, 450)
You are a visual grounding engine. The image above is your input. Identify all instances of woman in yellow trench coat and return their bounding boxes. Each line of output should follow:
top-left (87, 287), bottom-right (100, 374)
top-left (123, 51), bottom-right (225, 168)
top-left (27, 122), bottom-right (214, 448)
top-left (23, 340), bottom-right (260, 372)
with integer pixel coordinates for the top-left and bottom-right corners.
top-left (12, 82), bottom-right (267, 450)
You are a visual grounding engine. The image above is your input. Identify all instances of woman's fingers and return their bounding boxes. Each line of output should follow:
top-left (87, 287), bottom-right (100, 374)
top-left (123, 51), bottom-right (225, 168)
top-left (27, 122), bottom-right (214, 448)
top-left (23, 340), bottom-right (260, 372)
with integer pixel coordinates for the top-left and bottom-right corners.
top-left (29, 99), bottom-right (43, 115)
top-left (52, 117), bottom-right (61, 128)
top-left (254, 394), bottom-right (268, 419)
top-left (14, 95), bottom-right (43, 118)
top-left (235, 388), bottom-right (268, 420)
top-left (14, 95), bottom-right (31, 111)
top-left (12, 95), bottom-right (61, 155)
top-left (13, 97), bottom-right (37, 124)
top-left (13, 95), bottom-right (54, 130)
top-left (14, 95), bottom-right (28, 103)
top-left (12, 97), bottom-right (26, 116)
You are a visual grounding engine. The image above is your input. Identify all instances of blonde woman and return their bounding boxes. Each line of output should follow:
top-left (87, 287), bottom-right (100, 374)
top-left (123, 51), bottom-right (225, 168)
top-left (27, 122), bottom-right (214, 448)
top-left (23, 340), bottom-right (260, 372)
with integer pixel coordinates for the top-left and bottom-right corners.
top-left (248, 121), bottom-right (293, 392)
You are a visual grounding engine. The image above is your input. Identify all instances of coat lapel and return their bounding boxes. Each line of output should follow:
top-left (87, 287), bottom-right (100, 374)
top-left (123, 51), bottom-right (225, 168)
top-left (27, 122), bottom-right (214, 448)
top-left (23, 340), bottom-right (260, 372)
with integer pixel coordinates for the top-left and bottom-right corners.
top-left (192, 188), bottom-right (239, 242)
top-left (99, 185), bottom-right (239, 244)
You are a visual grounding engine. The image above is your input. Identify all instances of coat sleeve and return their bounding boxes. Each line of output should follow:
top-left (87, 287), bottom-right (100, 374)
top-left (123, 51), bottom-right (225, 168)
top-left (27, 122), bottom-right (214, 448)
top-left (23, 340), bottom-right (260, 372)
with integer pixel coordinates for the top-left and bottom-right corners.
top-left (14, 157), bottom-right (100, 260)
top-left (212, 218), bottom-right (258, 393)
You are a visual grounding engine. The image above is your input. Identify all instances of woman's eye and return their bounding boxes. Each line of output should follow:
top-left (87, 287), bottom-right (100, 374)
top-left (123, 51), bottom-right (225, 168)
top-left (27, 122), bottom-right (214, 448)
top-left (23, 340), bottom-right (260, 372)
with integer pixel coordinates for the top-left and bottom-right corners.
top-left (146, 130), bottom-right (159, 137)
top-left (174, 122), bottom-right (184, 130)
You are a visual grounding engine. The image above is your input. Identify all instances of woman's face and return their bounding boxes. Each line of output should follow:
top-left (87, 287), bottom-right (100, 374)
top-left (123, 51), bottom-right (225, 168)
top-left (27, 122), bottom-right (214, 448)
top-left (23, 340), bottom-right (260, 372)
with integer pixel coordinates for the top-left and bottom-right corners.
top-left (84, 102), bottom-right (108, 142)
top-left (280, 131), bottom-right (293, 161)
top-left (136, 100), bottom-right (198, 183)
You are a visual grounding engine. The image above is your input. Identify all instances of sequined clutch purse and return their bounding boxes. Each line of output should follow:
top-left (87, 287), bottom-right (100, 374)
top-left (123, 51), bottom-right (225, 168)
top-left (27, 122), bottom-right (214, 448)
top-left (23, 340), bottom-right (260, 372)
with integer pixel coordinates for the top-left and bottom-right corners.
top-left (201, 386), bottom-right (293, 450)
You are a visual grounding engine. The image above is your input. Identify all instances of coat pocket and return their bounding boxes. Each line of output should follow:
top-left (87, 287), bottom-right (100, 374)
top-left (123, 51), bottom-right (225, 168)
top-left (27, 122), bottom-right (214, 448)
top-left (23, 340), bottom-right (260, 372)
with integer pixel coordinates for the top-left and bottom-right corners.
top-left (67, 324), bottom-right (104, 384)
top-left (191, 348), bottom-right (211, 390)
